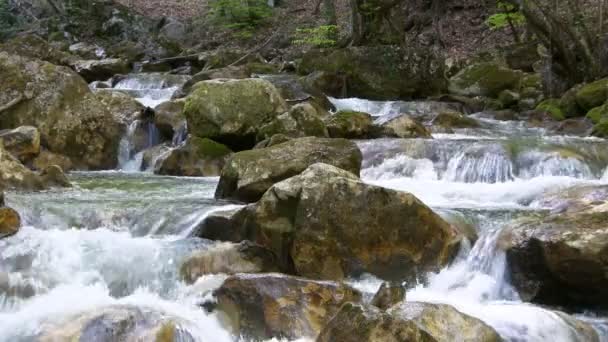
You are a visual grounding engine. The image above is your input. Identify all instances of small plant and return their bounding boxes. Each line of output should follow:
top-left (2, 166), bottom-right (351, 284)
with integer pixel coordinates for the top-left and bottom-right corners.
top-left (486, 0), bottom-right (525, 30)
top-left (209, 0), bottom-right (272, 38)
top-left (293, 25), bottom-right (338, 48)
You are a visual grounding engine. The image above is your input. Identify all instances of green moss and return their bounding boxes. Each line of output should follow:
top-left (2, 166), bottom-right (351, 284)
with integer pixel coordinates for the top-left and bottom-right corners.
top-left (521, 73), bottom-right (542, 89)
top-left (193, 137), bottom-right (232, 158)
top-left (592, 119), bottom-right (608, 138)
top-left (586, 104), bottom-right (608, 124)
top-left (576, 78), bottom-right (608, 111)
top-left (536, 99), bottom-right (566, 121)
top-left (448, 62), bottom-right (523, 98)
top-left (246, 62), bottom-right (278, 74)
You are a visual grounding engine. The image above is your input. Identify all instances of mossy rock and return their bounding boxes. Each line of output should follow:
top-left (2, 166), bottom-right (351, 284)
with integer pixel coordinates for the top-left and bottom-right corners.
top-left (257, 103), bottom-right (328, 141)
top-left (498, 89), bottom-right (520, 108)
top-left (184, 78), bottom-right (288, 151)
top-left (448, 62), bottom-right (523, 98)
top-left (592, 120), bottom-right (608, 138)
top-left (586, 103), bottom-right (608, 124)
top-left (558, 85), bottom-right (584, 118)
top-left (576, 79), bottom-right (608, 111)
top-left (536, 99), bottom-right (566, 121)
top-left (155, 136), bottom-right (232, 177)
top-left (521, 73), bottom-right (542, 89)
top-left (325, 110), bottom-right (373, 139)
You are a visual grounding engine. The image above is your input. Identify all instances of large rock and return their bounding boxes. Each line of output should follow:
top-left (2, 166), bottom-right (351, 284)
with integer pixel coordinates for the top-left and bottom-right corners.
top-left (431, 111), bottom-right (480, 132)
top-left (214, 273), bottom-right (361, 340)
top-left (257, 103), bottom-right (328, 141)
top-left (154, 99), bottom-right (186, 140)
top-left (0, 126), bottom-right (40, 163)
top-left (298, 46), bottom-right (446, 100)
top-left (184, 78), bottom-right (288, 150)
top-left (70, 58), bottom-right (130, 82)
top-left (576, 78), bottom-right (608, 111)
top-left (0, 207), bottom-right (21, 239)
top-left (32, 149), bottom-right (73, 172)
top-left (0, 34), bottom-right (75, 66)
top-left (37, 305), bottom-right (197, 341)
top-left (191, 205), bottom-right (254, 242)
top-left (0, 53), bottom-right (128, 169)
top-left (499, 208), bottom-right (608, 309)
top-left (250, 163), bottom-right (462, 280)
top-left (0, 142), bottom-right (47, 190)
top-left (215, 137), bottom-right (362, 203)
top-left (179, 241), bottom-right (279, 283)
top-left (448, 62), bottom-right (523, 98)
top-left (317, 302), bottom-right (501, 342)
top-left (155, 136), bottom-right (232, 177)
top-left (374, 114), bottom-right (432, 138)
top-left (325, 111), bottom-right (373, 139)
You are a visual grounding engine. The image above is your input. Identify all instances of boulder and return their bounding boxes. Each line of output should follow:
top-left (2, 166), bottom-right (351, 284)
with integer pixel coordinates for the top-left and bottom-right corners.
top-left (198, 48), bottom-right (265, 70)
top-left (431, 111), bottom-right (480, 132)
top-left (536, 99), bottom-right (566, 121)
top-left (0, 142), bottom-right (46, 190)
top-left (499, 210), bottom-right (608, 309)
top-left (39, 165), bottom-right (71, 188)
top-left (0, 53), bottom-right (127, 169)
top-left (70, 58), bottom-right (130, 82)
top-left (154, 100), bottom-right (186, 140)
top-left (559, 85), bottom-right (584, 118)
top-left (0, 207), bottom-right (21, 239)
top-left (586, 103), bottom-right (608, 124)
top-left (576, 78), bottom-right (608, 111)
top-left (317, 302), bottom-right (501, 342)
top-left (184, 78), bottom-right (288, 150)
top-left (374, 114), bottom-right (432, 138)
top-left (0, 126), bottom-right (40, 163)
top-left (325, 111), bottom-right (373, 139)
top-left (32, 150), bottom-right (73, 172)
top-left (155, 136), bottom-right (232, 177)
top-left (257, 103), bottom-right (328, 140)
top-left (254, 134), bottom-right (292, 149)
top-left (214, 273), bottom-right (361, 340)
top-left (370, 282), bottom-right (406, 310)
top-left (37, 305), bottom-right (197, 341)
top-left (250, 163), bottom-right (462, 280)
top-left (68, 42), bottom-right (106, 59)
top-left (298, 46), bottom-right (446, 100)
top-left (215, 137), bottom-right (362, 203)
top-left (141, 144), bottom-right (172, 171)
top-left (182, 63), bottom-right (279, 94)
top-left (191, 205), bottom-right (254, 242)
top-left (0, 34), bottom-right (75, 66)
top-left (179, 241), bottom-right (279, 283)
top-left (448, 62), bottom-right (523, 98)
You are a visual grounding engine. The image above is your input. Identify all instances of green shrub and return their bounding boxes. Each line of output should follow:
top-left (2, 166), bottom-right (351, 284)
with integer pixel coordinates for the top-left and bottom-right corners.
top-left (486, 0), bottom-right (525, 30)
top-left (210, 0), bottom-right (272, 38)
top-left (293, 25), bottom-right (338, 48)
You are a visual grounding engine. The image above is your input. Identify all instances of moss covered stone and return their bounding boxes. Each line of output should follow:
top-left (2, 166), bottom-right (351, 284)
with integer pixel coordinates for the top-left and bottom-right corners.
top-left (155, 136), bottom-right (232, 177)
top-left (586, 103), bottom-right (608, 124)
top-left (448, 62), bottom-right (523, 98)
top-left (325, 110), bottom-right (373, 138)
top-left (536, 99), bottom-right (566, 121)
top-left (576, 78), bottom-right (608, 111)
top-left (257, 103), bottom-right (328, 141)
top-left (184, 78), bottom-right (288, 150)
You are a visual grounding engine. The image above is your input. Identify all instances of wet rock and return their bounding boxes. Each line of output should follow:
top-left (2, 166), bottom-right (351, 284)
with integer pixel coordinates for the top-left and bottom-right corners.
top-left (0, 126), bottom-right (40, 163)
top-left (70, 58), bottom-right (130, 82)
top-left (37, 305), bottom-right (196, 341)
top-left (371, 282), bottom-right (406, 310)
top-left (214, 273), bottom-right (361, 340)
top-left (552, 118), bottom-right (593, 136)
top-left (576, 78), bottom-right (608, 111)
top-left (180, 241), bottom-right (279, 283)
top-left (257, 103), bottom-right (328, 140)
top-left (0, 53), bottom-right (127, 169)
top-left (191, 205), bottom-right (254, 242)
top-left (431, 111), bottom-right (480, 132)
top-left (215, 137), bottom-right (362, 203)
top-left (155, 136), bottom-right (231, 177)
top-left (325, 111), bottom-right (373, 139)
top-left (32, 150), bottom-right (73, 172)
top-left (0, 207), bottom-right (21, 239)
top-left (0, 272), bottom-right (35, 298)
top-left (40, 165), bottom-right (71, 188)
top-left (448, 62), bottom-right (523, 98)
top-left (298, 46), bottom-right (446, 100)
top-left (499, 210), bottom-right (608, 309)
top-left (251, 163), bottom-right (462, 280)
top-left (317, 302), bottom-right (501, 342)
top-left (374, 113), bottom-right (432, 138)
top-left (390, 302), bottom-right (502, 342)
top-left (141, 144), bottom-right (172, 171)
top-left (184, 78), bottom-right (288, 150)
top-left (316, 303), bottom-right (432, 342)
top-left (154, 100), bottom-right (186, 140)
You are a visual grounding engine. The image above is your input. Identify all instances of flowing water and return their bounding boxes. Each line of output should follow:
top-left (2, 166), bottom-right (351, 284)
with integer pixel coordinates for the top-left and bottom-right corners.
top-left (2, 92), bottom-right (608, 341)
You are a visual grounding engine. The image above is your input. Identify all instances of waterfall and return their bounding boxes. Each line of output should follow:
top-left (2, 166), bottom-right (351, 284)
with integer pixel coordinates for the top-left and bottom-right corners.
top-left (444, 146), bottom-right (515, 183)
top-left (117, 120), bottom-right (161, 172)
